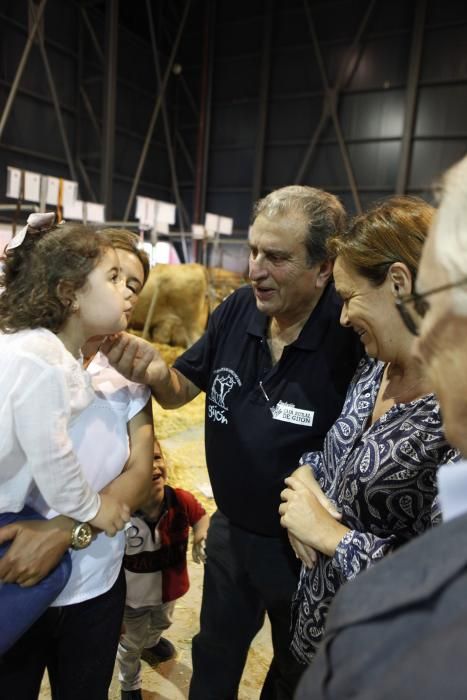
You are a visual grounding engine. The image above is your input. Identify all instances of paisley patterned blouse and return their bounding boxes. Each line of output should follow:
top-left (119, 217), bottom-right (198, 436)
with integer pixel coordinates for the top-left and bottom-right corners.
top-left (291, 357), bottom-right (459, 664)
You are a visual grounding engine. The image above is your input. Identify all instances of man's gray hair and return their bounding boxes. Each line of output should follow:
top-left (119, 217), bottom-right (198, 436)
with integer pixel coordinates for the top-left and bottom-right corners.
top-left (433, 156), bottom-right (467, 315)
top-left (252, 185), bottom-right (346, 265)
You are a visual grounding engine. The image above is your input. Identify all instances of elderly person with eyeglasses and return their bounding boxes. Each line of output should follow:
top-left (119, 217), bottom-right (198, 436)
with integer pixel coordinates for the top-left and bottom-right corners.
top-left (279, 195), bottom-right (459, 666)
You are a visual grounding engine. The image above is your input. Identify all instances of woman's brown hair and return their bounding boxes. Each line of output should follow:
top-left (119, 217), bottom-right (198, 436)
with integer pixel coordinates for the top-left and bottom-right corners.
top-left (327, 196), bottom-right (434, 286)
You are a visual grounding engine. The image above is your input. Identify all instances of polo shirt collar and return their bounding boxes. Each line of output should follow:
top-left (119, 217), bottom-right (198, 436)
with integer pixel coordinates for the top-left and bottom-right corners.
top-left (246, 282), bottom-right (339, 351)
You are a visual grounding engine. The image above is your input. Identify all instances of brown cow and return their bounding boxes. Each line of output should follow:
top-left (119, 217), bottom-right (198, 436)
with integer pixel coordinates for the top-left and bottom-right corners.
top-left (130, 263), bottom-right (209, 347)
top-left (207, 267), bottom-right (246, 312)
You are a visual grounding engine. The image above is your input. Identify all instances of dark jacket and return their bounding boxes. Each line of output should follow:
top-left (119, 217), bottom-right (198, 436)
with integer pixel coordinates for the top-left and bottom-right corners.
top-left (295, 512), bottom-right (467, 700)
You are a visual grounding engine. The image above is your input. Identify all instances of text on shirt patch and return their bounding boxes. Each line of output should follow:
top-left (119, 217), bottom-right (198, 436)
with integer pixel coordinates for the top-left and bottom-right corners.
top-left (208, 367), bottom-right (242, 424)
top-left (270, 401), bottom-right (314, 427)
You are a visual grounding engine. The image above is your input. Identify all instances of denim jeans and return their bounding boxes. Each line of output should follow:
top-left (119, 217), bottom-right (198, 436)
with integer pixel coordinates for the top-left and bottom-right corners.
top-left (0, 506), bottom-right (72, 655)
top-left (0, 566), bottom-right (126, 699)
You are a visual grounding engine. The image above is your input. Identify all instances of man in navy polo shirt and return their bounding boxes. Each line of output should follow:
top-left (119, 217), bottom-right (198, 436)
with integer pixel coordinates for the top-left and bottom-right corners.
top-left (104, 185), bottom-right (362, 700)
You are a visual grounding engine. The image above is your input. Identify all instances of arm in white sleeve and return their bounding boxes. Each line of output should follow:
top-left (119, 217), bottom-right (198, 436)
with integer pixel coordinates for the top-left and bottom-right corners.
top-left (14, 363), bottom-right (100, 521)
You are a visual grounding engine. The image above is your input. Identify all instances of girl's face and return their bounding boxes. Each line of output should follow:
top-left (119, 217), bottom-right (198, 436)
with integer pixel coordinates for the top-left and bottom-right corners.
top-left (75, 247), bottom-right (133, 339)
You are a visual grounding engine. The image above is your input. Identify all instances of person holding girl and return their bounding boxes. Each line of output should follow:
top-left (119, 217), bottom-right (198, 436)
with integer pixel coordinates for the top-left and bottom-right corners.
top-left (0, 220), bottom-right (154, 700)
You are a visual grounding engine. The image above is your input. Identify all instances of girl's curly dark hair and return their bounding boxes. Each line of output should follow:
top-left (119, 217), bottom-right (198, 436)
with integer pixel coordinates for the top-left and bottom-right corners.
top-left (0, 223), bottom-right (112, 333)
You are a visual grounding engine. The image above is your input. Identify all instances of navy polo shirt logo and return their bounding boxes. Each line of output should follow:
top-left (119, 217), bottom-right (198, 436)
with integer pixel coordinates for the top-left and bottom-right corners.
top-left (208, 367), bottom-right (242, 424)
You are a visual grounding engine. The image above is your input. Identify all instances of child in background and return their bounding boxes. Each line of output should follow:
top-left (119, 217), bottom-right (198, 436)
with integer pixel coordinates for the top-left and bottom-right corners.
top-left (117, 439), bottom-right (210, 700)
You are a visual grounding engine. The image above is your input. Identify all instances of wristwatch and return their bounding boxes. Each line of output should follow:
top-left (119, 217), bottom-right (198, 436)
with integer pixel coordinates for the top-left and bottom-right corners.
top-left (70, 521), bottom-right (93, 550)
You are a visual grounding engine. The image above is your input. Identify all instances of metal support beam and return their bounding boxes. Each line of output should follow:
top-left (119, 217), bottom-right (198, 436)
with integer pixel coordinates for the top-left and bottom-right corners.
top-left (77, 157), bottom-right (98, 202)
top-left (100, 0), bottom-right (119, 218)
top-left (179, 75), bottom-right (201, 120)
top-left (36, 9), bottom-right (78, 181)
top-left (139, 13), bottom-right (197, 185)
top-left (80, 6), bottom-right (104, 64)
top-left (336, 0), bottom-right (376, 91)
top-left (252, 0), bottom-right (274, 205)
top-left (176, 130), bottom-right (195, 175)
top-left (146, 0), bottom-right (190, 232)
top-left (396, 0), bottom-right (426, 195)
top-left (162, 23), bottom-right (200, 120)
top-left (80, 86), bottom-right (101, 140)
top-left (193, 0), bottom-right (215, 225)
top-left (0, 0), bottom-right (48, 141)
top-left (296, 0), bottom-right (365, 212)
top-left (124, 0), bottom-right (192, 222)
top-left (293, 107), bottom-right (329, 184)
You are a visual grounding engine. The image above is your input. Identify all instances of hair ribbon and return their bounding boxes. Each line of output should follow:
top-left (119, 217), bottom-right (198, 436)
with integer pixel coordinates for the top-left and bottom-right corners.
top-left (6, 212), bottom-right (57, 251)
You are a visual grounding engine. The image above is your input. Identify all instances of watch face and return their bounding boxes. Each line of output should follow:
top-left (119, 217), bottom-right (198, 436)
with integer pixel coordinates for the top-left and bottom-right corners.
top-left (73, 523), bottom-right (92, 549)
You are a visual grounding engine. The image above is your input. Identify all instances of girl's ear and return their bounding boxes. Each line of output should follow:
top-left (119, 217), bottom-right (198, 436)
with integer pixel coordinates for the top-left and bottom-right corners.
top-left (56, 280), bottom-right (76, 310)
top-left (388, 262), bottom-right (413, 296)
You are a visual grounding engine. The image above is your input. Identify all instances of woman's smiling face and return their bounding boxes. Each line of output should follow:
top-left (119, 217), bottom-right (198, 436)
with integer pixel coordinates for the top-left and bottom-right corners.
top-left (333, 256), bottom-right (400, 361)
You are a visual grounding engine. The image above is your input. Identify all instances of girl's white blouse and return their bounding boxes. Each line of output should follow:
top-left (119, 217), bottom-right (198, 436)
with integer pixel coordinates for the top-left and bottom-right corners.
top-left (0, 327), bottom-right (100, 521)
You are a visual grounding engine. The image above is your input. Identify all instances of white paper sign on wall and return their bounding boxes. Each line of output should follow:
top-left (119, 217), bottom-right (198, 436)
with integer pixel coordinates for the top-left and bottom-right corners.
top-left (63, 199), bottom-right (84, 220)
top-left (24, 171), bottom-right (41, 202)
top-left (6, 167), bottom-right (22, 198)
top-left (86, 203), bottom-right (105, 223)
top-left (44, 176), bottom-right (60, 206)
top-left (191, 224), bottom-right (205, 240)
top-left (219, 216), bottom-right (233, 235)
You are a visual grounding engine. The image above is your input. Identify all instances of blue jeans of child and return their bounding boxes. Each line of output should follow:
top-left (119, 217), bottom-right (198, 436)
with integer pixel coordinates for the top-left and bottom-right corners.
top-left (0, 506), bottom-right (72, 655)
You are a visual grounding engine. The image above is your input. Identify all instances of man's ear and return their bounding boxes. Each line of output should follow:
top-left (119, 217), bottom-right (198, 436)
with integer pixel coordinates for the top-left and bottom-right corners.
top-left (388, 262), bottom-right (413, 296)
top-left (316, 259), bottom-right (334, 288)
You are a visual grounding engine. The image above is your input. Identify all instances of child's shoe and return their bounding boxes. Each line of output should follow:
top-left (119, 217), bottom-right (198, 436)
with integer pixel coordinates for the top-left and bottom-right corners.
top-left (141, 637), bottom-right (176, 664)
top-left (121, 690), bottom-right (143, 700)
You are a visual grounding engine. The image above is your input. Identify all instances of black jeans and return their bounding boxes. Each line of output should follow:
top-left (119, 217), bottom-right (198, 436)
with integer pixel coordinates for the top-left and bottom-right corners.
top-left (0, 567), bottom-right (126, 700)
top-left (189, 511), bottom-right (305, 700)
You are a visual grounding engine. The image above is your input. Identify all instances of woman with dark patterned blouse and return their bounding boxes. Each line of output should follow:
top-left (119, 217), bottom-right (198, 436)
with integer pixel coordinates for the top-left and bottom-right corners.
top-left (279, 196), bottom-right (459, 664)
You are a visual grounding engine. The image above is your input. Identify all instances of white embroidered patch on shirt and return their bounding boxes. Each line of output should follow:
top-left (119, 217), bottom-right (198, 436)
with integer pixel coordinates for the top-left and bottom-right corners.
top-left (270, 401), bottom-right (314, 427)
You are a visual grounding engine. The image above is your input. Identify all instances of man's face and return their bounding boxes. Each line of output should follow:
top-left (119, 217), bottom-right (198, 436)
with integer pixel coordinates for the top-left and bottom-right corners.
top-left (248, 213), bottom-right (330, 325)
top-left (414, 217), bottom-right (467, 454)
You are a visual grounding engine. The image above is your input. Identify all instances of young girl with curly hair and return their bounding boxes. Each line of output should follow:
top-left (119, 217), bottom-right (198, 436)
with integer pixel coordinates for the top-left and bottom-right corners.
top-left (0, 213), bottom-right (134, 653)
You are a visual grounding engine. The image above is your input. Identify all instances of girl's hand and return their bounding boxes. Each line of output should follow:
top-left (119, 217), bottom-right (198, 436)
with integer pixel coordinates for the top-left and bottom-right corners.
top-left (89, 494), bottom-right (130, 536)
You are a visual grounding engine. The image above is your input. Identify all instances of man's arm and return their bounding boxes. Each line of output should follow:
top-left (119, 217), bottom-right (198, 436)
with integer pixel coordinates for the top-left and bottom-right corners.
top-left (101, 333), bottom-right (200, 408)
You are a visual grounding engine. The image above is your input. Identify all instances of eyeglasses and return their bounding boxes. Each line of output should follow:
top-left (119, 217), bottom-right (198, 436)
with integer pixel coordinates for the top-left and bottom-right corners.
top-left (396, 277), bottom-right (467, 336)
